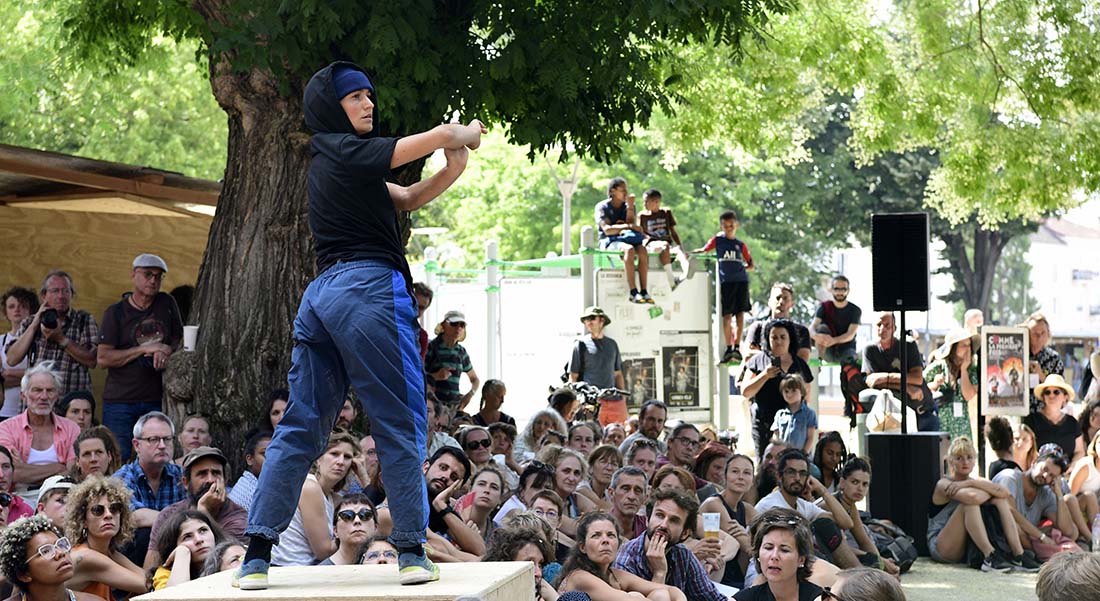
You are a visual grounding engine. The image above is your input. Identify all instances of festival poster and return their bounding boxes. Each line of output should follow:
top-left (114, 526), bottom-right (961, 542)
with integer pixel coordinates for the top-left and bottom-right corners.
top-left (662, 346), bottom-right (700, 407)
top-left (981, 326), bottom-right (1030, 416)
top-left (622, 357), bottom-right (657, 410)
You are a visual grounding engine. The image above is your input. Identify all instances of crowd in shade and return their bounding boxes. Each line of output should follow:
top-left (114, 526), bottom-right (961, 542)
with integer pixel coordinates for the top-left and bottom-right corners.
top-left (1, 176), bottom-right (1099, 601)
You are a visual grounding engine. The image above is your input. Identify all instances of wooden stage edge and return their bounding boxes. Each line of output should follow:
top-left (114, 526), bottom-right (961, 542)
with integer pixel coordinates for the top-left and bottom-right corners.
top-left (134, 562), bottom-right (536, 601)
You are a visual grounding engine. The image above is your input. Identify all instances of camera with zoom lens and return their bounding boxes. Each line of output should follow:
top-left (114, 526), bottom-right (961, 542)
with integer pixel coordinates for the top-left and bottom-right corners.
top-left (40, 309), bottom-right (59, 329)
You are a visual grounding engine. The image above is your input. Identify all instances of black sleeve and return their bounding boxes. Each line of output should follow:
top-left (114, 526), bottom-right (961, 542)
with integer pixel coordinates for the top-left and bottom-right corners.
top-left (339, 136), bottom-right (398, 177)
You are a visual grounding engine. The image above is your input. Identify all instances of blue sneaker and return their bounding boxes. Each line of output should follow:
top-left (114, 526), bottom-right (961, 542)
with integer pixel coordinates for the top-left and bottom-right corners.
top-left (233, 558), bottom-right (269, 590)
top-left (398, 551), bottom-right (439, 585)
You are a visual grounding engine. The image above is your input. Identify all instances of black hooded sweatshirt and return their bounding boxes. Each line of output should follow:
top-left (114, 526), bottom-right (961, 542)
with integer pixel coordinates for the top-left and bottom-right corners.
top-left (302, 61), bottom-right (410, 284)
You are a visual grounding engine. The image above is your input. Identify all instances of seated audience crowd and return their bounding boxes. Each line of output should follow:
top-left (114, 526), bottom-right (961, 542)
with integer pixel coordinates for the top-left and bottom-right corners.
top-left (1, 215), bottom-right (1094, 601)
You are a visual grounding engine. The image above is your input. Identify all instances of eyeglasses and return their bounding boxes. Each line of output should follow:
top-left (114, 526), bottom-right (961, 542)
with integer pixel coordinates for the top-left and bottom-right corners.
top-left (45, 287), bottom-right (72, 295)
top-left (24, 537), bottom-right (71, 565)
top-left (465, 439), bottom-right (492, 450)
top-left (137, 436), bottom-right (173, 446)
top-left (832, 287), bottom-right (848, 292)
top-left (820, 587), bottom-right (850, 601)
top-left (337, 508), bottom-right (375, 522)
top-left (364, 549), bottom-right (397, 561)
top-left (135, 270), bottom-right (165, 281)
top-left (781, 468), bottom-right (810, 479)
top-left (89, 502), bottom-right (124, 517)
top-left (672, 437), bottom-right (701, 448)
top-left (533, 508), bottom-right (560, 520)
top-left (1042, 389), bottom-right (1066, 396)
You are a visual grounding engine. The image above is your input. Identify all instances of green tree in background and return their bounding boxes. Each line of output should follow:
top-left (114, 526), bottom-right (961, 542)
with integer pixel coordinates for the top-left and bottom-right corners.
top-left (0, 2), bottom-right (226, 180)
top-left (52, 0), bottom-right (795, 453)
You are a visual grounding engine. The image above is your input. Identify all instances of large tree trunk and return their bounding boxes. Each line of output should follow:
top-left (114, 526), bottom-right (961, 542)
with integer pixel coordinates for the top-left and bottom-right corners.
top-left (164, 64), bottom-right (314, 467)
top-left (938, 225), bottom-right (1011, 319)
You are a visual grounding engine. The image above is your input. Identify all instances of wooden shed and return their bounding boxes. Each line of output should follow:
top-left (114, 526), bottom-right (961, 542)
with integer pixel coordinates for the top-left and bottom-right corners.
top-left (0, 143), bottom-right (219, 401)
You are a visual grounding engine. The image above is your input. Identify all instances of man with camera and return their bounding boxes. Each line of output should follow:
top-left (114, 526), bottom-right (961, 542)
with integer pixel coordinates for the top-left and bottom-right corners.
top-left (5, 270), bottom-right (98, 396)
top-left (96, 254), bottom-right (183, 461)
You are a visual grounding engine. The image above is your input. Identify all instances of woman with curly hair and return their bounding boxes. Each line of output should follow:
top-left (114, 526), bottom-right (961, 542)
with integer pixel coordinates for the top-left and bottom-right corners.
top-left (484, 524), bottom-right (566, 601)
top-left (0, 515), bottom-right (100, 601)
top-left (69, 427), bottom-right (122, 482)
top-left (152, 510), bottom-right (229, 589)
top-left (63, 476), bottom-right (147, 598)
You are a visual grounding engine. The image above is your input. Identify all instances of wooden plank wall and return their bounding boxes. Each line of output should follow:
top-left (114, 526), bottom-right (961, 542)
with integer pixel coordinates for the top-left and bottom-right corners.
top-left (1, 204), bottom-right (212, 405)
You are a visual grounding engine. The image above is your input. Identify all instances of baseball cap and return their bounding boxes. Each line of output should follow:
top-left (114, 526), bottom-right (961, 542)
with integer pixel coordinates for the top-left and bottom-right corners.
top-left (37, 475), bottom-right (76, 505)
top-left (443, 310), bottom-right (466, 324)
top-left (181, 446), bottom-right (228, 472)
top-left (132, 254), bottom-right (168, 272)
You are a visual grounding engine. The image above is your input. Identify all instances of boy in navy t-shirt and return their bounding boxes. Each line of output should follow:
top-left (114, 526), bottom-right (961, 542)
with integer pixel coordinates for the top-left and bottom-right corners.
top-left (236, 61), bottom-right (486, 589)
top-left (695, 210), bottom-right (754, 363)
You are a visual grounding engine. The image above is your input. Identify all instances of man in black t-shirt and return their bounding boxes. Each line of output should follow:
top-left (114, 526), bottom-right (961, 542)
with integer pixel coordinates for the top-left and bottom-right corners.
top-left (810, 275), bottom-right (861, 364)
top-left (860, 312), bottom-right (939, 432)
top-left (97, 254), bottom-right (183, 462)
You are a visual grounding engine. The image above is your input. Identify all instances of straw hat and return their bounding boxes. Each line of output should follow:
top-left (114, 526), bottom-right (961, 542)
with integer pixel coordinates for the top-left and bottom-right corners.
top-left (1034, 374), bottom-right (1076, 402)
top-left (933, 328), bottom-right (978, 361)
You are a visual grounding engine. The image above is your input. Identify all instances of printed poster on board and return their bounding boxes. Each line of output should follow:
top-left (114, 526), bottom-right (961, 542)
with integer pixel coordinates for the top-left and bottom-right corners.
top-left (623, 357), bottom-right (657, 410)
top-left (662, 346), bottom-right (700, 407)
top-left (981, 326), bottom-right (1029, 416)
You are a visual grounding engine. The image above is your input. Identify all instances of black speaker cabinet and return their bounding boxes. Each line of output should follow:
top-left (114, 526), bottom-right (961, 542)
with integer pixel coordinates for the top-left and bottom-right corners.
top-left (871, 213), bottom-right (930, 311)
top-left (867, 431), bottom-right (949, 556)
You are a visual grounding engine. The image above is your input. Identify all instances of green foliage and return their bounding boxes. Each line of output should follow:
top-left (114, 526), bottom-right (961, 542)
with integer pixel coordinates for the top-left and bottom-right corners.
top-left (56, 0), bottom-right (795, 162)
top-left (662, 0), bottom-right (1100, 225)
top-left (0, 1), bottom-right (226, 180)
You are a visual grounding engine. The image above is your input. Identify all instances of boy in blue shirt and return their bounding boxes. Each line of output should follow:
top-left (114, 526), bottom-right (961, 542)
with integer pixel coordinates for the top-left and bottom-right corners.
top-left (770, 374), bottom-right (818, 455)
top-left (695, 210), bottom-right (754, 363)
top-left (235, 62), bottom-right (486, 589)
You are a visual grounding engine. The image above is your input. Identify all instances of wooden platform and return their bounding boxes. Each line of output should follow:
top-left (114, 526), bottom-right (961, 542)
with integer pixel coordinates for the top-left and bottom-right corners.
top-left (134, 562), bottom-right (535, 601)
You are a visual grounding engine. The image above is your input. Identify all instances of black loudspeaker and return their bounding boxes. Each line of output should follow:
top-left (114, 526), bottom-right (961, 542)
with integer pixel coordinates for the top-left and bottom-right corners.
top-left (867, 432), bottom-right (949, 556)
top-left (871, 213), bottom-right (930, 311)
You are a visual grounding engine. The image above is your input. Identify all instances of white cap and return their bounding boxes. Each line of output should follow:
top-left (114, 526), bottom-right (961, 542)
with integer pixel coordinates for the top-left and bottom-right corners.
top-left (37, 475), bottom-right (75, 505)
top-left (132, 253), bottom-right (168, 272)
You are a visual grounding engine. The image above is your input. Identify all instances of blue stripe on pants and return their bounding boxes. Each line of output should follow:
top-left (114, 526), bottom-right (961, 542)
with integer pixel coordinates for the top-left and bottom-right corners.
top-left (246, 260), bottom-right (428, 548)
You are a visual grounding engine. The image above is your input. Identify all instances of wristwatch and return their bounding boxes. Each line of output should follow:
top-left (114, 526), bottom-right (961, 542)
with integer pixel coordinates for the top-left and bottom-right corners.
top-left (59, 338), bottom-right (70, 350)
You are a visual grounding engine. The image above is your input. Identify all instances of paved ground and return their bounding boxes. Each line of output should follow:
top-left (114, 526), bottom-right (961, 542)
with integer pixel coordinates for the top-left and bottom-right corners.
top-left (901, 558), bottom-right (1038, 601)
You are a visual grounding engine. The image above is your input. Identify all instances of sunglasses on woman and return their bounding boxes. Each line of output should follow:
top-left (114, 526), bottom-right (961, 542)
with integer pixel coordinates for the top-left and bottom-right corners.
top-left (820, 587), bottom-right (850, 601)
top-left (337, 508), bottom-right (375, 522)
top-left (89, 502), bottom-right (124, 517)
top-left (465, 439), bottom-right (492, 450)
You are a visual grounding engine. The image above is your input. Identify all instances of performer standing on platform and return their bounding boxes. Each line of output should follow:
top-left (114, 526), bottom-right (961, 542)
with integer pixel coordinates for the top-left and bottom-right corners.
top-left (235, 61), bottom-right (486, 589)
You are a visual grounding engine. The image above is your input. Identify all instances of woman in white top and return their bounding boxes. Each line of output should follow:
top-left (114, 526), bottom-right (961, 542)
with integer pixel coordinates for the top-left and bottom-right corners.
top-left (1069, 430), bottom-right (1100, 528)
top-left (271, 429), bottom-right (363, 566)
top-left (0, 287), bottom-right (36, 419)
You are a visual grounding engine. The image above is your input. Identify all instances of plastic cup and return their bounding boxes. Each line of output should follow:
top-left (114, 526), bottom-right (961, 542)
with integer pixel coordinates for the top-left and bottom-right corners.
top-left (703, 512), bottom-right (721, 538)
top-left (183, 325), bottom-right (199, 351)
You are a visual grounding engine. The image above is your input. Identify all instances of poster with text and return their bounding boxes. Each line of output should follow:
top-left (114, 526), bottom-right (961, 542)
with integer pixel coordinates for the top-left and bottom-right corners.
top-left (622, 357), bottom-right (657, 410)
top-left (662, 346), bottom-right (700, 407)
top-left (981, 326), bottom-right (1030, 416)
